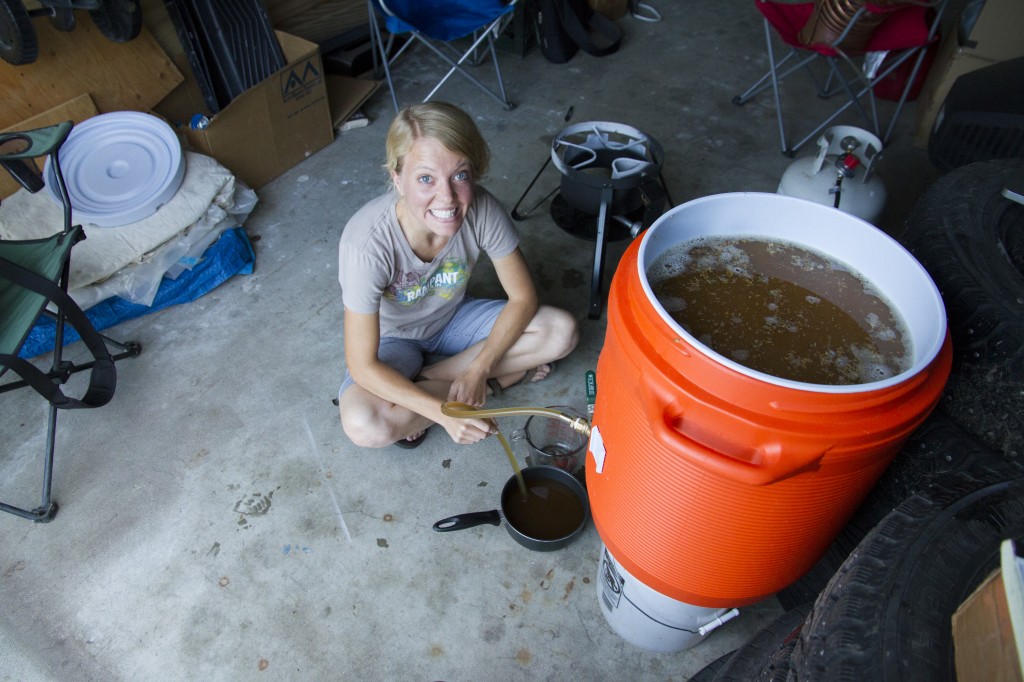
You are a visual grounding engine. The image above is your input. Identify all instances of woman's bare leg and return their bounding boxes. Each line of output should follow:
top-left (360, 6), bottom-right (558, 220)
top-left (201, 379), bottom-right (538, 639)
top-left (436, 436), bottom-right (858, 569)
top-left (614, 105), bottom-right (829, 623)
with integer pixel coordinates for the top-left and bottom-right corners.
top-left (418, 305), bottom-right (578, 385)
top-left (338, 379), bottom-right (450, 448)
top-left (338, 306), bottom-right (577, 448)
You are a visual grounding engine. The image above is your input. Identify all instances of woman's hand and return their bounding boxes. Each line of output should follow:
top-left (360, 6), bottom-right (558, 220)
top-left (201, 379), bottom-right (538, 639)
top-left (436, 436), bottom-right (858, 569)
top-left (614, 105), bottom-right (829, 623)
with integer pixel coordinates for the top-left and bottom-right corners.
top-left (440, 414), bottom-right (495, 445)
top-left (447, 367), bottom-right (490, 407)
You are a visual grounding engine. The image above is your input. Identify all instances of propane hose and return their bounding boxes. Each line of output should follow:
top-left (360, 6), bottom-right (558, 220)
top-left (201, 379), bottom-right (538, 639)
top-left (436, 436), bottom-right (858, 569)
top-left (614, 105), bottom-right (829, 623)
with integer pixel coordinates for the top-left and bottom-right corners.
top-left (441, 402), bottom-right (592, 437)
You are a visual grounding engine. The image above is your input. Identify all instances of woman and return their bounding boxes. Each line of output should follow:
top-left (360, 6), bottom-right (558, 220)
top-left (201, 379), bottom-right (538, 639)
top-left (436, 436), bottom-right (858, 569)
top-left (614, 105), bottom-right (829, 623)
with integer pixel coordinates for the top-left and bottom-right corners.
top-left (337, 102), bottom-right (579, 449)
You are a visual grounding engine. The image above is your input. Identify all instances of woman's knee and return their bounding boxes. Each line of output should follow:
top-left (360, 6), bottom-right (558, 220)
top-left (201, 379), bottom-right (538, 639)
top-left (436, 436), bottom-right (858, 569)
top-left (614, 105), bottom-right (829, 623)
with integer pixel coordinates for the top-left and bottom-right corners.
top-left (343, 421), bottom-right (394, 449)
top-left (536, 306), bottom-right (580, 358)
top-left (339, 400), bottom-right (393, 448)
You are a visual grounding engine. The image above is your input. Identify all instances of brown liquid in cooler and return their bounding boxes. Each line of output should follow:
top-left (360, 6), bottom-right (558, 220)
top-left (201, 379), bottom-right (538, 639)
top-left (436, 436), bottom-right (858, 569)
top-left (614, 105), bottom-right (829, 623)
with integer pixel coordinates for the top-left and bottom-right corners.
top-left (648, 237), bottom-right (912, 385)
top-left (503, 478), bottom-right (585, 540)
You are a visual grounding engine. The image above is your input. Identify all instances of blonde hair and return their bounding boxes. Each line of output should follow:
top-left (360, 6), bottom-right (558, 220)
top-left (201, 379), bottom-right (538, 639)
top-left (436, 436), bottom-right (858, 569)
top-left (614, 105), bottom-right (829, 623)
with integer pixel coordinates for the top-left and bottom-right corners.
top-left (384, 102), bottom-right (490, 180)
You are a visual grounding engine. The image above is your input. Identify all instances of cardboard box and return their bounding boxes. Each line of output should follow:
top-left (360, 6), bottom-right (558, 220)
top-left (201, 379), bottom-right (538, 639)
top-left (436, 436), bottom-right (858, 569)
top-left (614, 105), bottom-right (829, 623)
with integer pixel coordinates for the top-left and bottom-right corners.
top-left (953, 567), bottom-right (1024, 682)
top-left (912, 0), bottom-right (1024, 147)
top-left (960, 0), bottom-right (1024, 63)
top-left (326, 75), bottom-right (380, 132)
top-left (912, 35), bottom-right (999, 146)
top-left (155, 31), bottom-right (333, 189)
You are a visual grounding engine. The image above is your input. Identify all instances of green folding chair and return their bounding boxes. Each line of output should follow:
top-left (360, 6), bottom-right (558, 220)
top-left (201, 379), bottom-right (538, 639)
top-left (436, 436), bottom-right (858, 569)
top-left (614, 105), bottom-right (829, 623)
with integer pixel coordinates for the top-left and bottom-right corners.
top-left (0, 121), bottom-right (141, 523)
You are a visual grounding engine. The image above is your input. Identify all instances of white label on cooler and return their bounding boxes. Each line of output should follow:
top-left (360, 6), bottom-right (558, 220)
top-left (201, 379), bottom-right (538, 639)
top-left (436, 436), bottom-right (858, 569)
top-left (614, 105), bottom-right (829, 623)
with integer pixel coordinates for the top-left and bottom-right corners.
top-left (589, 425), bottom-right (606, 474)
top-left (600, 546), bottom-right (625, 612)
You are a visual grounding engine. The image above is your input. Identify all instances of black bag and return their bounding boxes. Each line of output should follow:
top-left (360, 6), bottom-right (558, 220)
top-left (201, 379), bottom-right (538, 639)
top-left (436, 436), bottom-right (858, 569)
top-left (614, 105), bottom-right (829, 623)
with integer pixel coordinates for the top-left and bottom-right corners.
top-left (536, 0), bottom-right (623, 64)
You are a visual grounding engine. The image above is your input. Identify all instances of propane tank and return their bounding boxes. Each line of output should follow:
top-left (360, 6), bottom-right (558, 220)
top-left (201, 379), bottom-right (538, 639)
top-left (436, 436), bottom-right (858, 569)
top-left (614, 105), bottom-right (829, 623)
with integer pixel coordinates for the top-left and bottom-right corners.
top-left (777, 125), bottom-right (887, 224)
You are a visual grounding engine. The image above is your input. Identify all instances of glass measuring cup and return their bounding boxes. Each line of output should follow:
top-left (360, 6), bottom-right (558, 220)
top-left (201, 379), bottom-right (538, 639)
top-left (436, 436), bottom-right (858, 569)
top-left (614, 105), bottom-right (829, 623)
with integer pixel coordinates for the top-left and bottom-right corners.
top-left (511, 405), bottom-right (589, 475)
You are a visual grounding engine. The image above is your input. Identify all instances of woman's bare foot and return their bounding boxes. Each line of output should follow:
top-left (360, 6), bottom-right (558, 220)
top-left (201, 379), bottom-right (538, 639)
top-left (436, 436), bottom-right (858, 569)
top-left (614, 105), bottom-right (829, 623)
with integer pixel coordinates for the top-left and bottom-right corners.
top-left (488, 363), bottom-right (553, 395)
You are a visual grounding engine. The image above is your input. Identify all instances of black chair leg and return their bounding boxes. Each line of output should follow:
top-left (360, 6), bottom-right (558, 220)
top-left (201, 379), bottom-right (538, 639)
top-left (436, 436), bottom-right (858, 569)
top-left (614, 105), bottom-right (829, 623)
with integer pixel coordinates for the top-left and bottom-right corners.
top-left (36, 403), bottom-right (60, 522)
top-left (0, 402), bottom-right (60, 522)
top-left (0, 325), bottom-right (139, 522)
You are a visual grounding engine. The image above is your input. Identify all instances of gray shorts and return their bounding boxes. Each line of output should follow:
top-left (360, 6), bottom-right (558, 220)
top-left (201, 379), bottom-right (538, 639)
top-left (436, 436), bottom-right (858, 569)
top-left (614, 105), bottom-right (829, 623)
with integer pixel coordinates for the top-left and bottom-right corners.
top-left (339, 297), bottom-right (507, 398)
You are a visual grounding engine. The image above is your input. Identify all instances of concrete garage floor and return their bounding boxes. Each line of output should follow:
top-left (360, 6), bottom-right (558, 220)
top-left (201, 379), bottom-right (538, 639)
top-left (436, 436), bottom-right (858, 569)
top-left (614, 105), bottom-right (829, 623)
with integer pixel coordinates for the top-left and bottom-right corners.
top-left (1, 2), bottom-right (943, 680)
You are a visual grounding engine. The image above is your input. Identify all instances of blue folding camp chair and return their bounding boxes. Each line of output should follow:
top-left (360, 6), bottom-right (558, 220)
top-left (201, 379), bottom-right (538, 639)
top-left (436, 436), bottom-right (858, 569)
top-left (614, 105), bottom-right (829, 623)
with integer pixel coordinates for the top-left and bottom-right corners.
top-left (367, 0), bottom-right (518, 111)
top-left (1, 121), bottom-right (141, 522)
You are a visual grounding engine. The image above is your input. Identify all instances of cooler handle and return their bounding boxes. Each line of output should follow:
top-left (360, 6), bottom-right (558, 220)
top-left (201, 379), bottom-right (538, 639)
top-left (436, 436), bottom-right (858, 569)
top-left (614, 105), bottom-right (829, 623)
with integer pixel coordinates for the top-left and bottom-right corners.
top-left (653, 413), bottom-right (827, 486)
top-left (644, 387), bottom-right (828, 486)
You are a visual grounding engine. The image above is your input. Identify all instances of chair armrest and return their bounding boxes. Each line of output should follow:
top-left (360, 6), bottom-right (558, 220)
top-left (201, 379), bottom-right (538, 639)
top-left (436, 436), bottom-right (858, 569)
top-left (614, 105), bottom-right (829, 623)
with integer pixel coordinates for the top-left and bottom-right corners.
top-left (0, 121), bottom-right (73, 162)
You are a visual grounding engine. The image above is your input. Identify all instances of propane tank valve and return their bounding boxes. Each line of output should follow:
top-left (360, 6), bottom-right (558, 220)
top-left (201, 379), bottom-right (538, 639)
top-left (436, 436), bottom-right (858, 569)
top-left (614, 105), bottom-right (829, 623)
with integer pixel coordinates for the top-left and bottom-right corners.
top-left (836, 152), bottom-right (861, 178)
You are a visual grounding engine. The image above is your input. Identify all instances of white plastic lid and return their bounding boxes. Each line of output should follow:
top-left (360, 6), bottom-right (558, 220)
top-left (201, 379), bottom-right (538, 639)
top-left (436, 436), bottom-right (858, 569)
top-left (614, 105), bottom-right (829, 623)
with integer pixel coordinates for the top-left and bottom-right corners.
top-left (44, 111), bottom-right (185, 228)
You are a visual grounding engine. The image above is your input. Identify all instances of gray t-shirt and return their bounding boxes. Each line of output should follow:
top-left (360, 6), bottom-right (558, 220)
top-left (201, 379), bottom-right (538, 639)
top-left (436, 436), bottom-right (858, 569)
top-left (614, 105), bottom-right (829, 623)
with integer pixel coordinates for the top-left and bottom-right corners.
top-left (338, 186), bottom-right (520, 340)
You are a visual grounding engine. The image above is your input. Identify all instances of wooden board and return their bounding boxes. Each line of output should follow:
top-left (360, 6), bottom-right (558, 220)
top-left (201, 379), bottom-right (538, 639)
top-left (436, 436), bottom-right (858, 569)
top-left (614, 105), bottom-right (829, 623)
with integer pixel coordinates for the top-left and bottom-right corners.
top-left (0, 19), bottom-right (182, 130)
top-left (953, 569), bottom-right (1024, 682)
top-left (270, 1), bottom-right (368, 44)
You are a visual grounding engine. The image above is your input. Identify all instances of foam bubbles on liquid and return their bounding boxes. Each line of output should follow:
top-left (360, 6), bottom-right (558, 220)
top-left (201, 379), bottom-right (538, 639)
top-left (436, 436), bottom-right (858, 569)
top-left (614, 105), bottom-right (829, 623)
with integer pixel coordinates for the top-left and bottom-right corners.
top-left (648, 235), bottom-right (913, 385)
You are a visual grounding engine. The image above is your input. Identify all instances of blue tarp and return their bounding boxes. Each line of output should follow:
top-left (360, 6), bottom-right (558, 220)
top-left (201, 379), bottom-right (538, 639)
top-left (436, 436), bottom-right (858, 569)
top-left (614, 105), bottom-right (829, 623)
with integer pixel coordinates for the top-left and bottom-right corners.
top-left (21, 227), bottom-right (255, 359)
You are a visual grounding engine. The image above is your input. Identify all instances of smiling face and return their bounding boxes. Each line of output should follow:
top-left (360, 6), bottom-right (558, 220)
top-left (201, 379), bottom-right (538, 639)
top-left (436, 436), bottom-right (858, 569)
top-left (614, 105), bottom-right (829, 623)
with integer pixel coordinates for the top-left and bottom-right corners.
top-left (391, 136), bottom-right (475, 245)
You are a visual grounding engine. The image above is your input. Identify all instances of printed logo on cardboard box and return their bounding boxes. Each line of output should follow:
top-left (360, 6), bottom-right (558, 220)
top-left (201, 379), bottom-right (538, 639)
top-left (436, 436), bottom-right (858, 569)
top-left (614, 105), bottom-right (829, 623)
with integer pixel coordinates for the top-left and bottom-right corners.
top-left (281, 60), bottom-right (323, 103)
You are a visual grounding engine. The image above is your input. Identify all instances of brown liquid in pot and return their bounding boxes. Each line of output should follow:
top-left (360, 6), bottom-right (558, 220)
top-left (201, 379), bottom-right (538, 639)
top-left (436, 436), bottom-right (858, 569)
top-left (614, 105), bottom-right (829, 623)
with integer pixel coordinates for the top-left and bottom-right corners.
top-left (503, 478), bottom-right (584, 541)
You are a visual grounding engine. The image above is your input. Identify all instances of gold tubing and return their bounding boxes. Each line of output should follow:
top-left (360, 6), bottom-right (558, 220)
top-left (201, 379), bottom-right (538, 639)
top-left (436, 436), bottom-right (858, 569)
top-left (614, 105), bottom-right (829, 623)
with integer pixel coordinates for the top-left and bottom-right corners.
top-left (441, 401), bottom-right (592, 437)
top-left (495, 430), bottom-right (528, 497)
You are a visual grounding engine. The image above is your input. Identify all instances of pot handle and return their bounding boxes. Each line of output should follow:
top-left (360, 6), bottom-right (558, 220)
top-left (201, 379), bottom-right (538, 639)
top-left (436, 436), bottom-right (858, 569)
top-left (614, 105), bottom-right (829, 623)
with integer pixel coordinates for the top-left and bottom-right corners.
top-left (432, 510), bottom-right (501, 532)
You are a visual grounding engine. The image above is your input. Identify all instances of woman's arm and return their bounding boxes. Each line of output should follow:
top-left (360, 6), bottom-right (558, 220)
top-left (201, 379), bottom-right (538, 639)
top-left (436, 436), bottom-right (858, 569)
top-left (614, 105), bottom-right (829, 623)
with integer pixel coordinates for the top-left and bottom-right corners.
top-left (344, 307), bottom-right (494, 442)
top-left (447, 247), bottom-right (538, 406)
top-left (345, 309), bottom-right (444, 420)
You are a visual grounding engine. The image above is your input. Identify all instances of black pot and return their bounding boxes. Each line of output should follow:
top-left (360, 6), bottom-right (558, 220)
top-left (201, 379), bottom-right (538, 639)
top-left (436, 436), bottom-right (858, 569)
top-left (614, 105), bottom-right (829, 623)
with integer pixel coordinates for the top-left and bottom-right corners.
top-left (559, 145), bottom-right (649, 216)
top-left (551, 120), bottom-right (665, 218)
top-left (432, 466), bottom-right (589, 552)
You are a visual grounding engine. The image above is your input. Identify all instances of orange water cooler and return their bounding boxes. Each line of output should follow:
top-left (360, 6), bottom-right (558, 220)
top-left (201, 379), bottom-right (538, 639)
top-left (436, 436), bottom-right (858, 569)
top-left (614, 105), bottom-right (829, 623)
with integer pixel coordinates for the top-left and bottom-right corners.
top-left (587, 193), bottom-right (952, 652)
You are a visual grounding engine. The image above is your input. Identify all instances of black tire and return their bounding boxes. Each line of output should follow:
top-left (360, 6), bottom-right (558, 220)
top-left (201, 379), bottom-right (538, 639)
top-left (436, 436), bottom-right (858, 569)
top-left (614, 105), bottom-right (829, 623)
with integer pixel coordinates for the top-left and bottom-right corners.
top-left (89, 0), bottom-right (140, 43)
top-left (708, 604), bottom-right (810, 682)
top-left (898, 158), bottom-right (1024, 457)
top-left (754, 632), bottom-right (799, 682)
top-left (0, 0), bottom-right (38, 65)
top-left (687, 649), bottom-right (735, 682)
top-left (790, 463), bottom-right (1024, 681)
top-left (776, 411), bottom-right (995, 610)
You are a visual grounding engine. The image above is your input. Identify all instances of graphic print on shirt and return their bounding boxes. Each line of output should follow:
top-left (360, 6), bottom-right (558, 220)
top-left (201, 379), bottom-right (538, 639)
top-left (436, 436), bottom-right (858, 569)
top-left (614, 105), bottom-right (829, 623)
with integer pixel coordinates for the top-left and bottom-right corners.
top-left (386, 258), bottom-right (468, 305)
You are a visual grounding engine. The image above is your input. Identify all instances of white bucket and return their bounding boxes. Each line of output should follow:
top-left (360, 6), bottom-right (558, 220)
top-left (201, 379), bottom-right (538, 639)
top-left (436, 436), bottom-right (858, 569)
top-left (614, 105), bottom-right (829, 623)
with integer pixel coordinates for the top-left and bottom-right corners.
top-left (597, 544), bottom-right (740, 653)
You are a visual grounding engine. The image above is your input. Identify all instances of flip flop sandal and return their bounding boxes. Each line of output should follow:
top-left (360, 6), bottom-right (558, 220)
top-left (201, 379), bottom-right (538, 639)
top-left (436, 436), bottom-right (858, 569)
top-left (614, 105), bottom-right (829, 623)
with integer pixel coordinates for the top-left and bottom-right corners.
top-left (395, 429), bottom-right (428, 449)
top-left (487, 362), bottom-right (557, 397)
